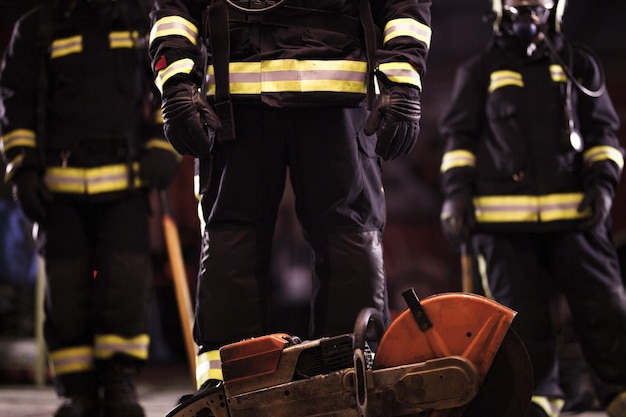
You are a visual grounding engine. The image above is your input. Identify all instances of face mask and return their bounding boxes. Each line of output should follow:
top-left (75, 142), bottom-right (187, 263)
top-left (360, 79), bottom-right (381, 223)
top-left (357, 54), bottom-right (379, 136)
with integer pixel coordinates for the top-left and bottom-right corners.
top-left (503, 5), bottom-right (548, 41)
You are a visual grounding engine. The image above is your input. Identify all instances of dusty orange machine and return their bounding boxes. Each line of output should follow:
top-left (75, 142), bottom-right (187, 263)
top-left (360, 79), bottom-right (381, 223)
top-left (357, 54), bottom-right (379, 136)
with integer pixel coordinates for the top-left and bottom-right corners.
top-left (166, 289), bottom-right (532, 417)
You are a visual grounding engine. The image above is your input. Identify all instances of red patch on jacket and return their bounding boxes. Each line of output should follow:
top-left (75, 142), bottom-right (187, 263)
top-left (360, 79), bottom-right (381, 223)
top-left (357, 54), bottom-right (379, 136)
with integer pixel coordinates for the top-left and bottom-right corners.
top-left (155, 55), bottom-right (167, 72)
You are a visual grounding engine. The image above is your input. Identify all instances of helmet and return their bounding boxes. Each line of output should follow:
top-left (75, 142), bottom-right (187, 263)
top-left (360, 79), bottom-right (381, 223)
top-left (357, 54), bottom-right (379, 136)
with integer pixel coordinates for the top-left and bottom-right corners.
top-left (490, 0), bottom-right (567, 35)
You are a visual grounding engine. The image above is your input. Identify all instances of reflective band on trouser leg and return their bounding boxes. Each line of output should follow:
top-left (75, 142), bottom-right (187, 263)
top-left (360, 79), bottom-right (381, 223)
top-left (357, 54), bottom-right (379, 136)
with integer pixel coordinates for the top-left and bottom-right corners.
top-left (93, 334), bottom-right (150, 360)
top-left (48, 346), bottom-right (95, 376)
top-left (531, 395), bottom-right (565, 417)
top-left (196, 350), bottom-right (223, 389)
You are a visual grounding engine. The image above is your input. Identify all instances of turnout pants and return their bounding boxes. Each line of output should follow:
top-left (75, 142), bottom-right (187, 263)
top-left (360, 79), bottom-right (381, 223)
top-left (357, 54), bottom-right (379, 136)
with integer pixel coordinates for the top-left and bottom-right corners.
top-left (195, 104), bottom-right (389, 352)
top-left (42, 194), bottom-right (153, 396)
top-left (473, 224), bottom-right (626, 400)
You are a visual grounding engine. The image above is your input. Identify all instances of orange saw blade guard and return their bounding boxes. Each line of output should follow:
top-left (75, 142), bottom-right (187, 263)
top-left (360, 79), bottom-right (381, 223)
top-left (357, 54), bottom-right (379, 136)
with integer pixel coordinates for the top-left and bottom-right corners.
top-left (374, 291), bottom-right (516, 379)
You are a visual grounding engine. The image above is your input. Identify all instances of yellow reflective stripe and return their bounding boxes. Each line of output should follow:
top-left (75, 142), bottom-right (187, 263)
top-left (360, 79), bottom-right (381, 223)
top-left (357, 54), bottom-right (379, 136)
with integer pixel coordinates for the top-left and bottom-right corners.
top-left (196, 350), bottom-right (223, 389)
top-left (155, 58), bottom-right (195, 93)
top-left (2, 128), bottom-right (36, 151)
top-left (109, 30), bottom-right (140, 49)
top-left (149, 15), bottom-right (198, 46)
top-left (4, 154), bottom-right (24, 182)
top-left (207, 59), bottom-right (368, 95)
top-left (48, 346), bottom-right (95, 376)
top-left (154, 107), bottom-right (164, 124)
top-left (583, 145), bottom-right (624, 170)
top-left (441, 149), bottom-right (476, 172)
top-left (145, 138), bottom-right (174, 152)
top-left (378, 61), bottom-right (422, 90)
top-left (45, 162), bottom-right (143, 194)
top-left (51, 35), bottom-right (83, 59)
top-left (531, 396), bottom-right (565, 417)
top-left (145, 138), bottom-right (182, 160)
top-left (489, 70), bottom-right (523, 92)
top-left (383, 18), bottom-right (432, 49)
top-left (540, 193), bottom-right (589, 222)
top-left (549, 65), bottom-right (566, 83)
top-left (474, 193), bottom-right (588, 223)
top-left (94, 334), bottom-right (150, 360)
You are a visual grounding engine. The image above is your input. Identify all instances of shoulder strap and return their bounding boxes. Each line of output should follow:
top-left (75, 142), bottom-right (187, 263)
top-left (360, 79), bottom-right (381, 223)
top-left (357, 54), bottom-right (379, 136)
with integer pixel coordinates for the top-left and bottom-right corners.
top-left (359, 0), bottom-right (378, 109)
top-left (35, 3), bottom-right (57, 169)
top-left (206, 0), bottom-right (236, 143)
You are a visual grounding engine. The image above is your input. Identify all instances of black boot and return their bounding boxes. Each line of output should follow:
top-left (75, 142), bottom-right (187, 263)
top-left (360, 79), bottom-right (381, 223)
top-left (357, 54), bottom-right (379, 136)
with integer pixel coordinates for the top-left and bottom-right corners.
top-left (53, 371), bottom-right (100, 417)
top-left (100, 357), bottom-right (145, 417)
top-left (54, 396), bottom-right (100, 417)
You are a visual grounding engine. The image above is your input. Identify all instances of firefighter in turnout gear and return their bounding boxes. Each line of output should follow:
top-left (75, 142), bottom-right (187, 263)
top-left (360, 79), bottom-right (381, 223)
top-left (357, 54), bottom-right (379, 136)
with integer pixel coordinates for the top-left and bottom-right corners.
top-left (148, 0), bottom-right (431, 412)
top-left (439, 0), bottom-right (626, 416)
top-left (0, 1), bottom-right (180, 416)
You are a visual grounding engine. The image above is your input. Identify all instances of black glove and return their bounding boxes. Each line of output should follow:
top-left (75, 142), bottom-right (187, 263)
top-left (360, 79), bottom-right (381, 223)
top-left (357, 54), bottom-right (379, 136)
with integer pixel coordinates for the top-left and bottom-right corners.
top-left (440, 194), bottom-right (475, 248)
top-left (12, 170), bottom-right (53, 224)
top-left (139, 148), bottom-right (180, 189)
top-left (364, 83), bottom-right (421, 161)
top-left (577, 185), bottom-right (613, 230)
top-left (161, 82), bottom-right (221, 159)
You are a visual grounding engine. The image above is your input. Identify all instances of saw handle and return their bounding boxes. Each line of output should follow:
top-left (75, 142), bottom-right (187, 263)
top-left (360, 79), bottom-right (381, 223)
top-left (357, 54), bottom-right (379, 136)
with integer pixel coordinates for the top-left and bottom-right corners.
top-left (352, 307), bottom-right (386, 351)
top-left (352, 307), bottom-right (385, 417)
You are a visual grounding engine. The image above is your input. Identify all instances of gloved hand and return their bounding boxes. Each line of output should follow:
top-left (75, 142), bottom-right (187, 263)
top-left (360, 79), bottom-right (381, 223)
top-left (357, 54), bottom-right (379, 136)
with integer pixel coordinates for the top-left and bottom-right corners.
top-left (139, 148), bottom-right (180, 189)
top-left (161, 82), bottom-right (221, 159)
top-left (577, 185), bottom-right (613, 230)
top-left (440, 194), bottom-right (476, 248)
top-left (364, 83), bottom-right (421, 161)
top-left (11, 170), bottom-right (53, 224)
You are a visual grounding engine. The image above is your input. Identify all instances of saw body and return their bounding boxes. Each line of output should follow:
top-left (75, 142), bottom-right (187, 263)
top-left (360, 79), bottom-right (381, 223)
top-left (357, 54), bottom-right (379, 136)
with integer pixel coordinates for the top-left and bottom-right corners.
top-left (167, 292), bottom-right (532, 417)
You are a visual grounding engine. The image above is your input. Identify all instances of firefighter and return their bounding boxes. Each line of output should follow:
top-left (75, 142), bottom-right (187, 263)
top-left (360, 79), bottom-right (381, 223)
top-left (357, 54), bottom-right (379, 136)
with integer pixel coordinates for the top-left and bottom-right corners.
top-left (0, 1), bottom-right (181, 416)
top-left (148, 0), bottom-right (431, 412)
top-left (439, 0), bottom-right (626, 416)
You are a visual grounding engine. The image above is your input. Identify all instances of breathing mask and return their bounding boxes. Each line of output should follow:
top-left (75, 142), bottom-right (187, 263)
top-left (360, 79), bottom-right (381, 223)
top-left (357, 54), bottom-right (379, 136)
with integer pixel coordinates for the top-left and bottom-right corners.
top-left (501, 0), bottom-right (552, 41)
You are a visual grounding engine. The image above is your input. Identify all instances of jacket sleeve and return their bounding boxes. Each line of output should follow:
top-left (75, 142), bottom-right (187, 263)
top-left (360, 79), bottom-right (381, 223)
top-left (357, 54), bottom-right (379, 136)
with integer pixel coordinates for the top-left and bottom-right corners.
top-left (373, 0), bottom-right (432, 91)
top-left (573, 45), bottom-right (624, 196)
top-left (438, 54), bottom-right (487, 198)
top-left (148, 0), bottom-right (207, 94)
top-left (0, 7), bottom-right (45, 182)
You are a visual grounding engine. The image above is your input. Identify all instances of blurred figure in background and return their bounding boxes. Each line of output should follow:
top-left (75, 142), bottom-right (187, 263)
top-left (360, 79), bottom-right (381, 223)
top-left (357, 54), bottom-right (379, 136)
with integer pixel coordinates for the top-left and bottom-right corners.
top-left (439, 1), bottom-right (626, 416)
top-left (0, 0), bottom-right (180, 416)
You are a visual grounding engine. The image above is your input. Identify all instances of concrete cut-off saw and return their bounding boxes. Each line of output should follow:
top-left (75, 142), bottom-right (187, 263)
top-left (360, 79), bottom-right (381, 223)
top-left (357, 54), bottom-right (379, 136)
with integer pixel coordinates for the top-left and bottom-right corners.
top-left (166, 288), bottom-right (533, 417)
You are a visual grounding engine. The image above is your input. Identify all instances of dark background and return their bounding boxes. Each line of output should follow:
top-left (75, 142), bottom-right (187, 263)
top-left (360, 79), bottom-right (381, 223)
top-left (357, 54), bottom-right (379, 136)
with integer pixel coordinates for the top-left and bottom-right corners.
top-left (1, 0), bottom-right (625, 342)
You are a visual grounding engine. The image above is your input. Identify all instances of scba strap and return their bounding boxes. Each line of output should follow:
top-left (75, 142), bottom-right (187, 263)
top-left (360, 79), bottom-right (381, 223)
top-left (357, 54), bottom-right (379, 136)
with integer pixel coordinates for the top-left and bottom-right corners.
top-left (224, 0), bottom-right (288, 14)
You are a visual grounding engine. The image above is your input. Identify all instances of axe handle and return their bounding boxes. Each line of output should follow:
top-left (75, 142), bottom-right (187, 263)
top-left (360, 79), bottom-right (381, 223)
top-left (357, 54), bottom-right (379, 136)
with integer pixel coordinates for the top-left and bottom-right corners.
top-left (159, 189), bottom-right (197, 384)
top-left (461, 242), bottom-right (473, 293)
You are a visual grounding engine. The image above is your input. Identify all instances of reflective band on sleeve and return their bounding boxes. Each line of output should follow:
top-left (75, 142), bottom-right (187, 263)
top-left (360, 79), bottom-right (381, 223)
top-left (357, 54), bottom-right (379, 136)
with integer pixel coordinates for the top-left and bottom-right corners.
top-left (145, 138), bottom-right (182, 160)
top-left (531, 396), bottom-right (565, 417)
top-left (155, 58), bottom-right (195, 93)
top-left (196, 350), bottom-right (223, 390)
top-left (45, 162), bottom-right (143, 194)
top-left (4, 154), bottom-right (24, 182)
top-left (440, 149), bottom-right (476, 172)
top-left (583, 145), bottom-right (624, 170)
top-left (383, 18), bottom-right (432, 49)
top-left (154, 107), bottom-right (164, 124)
top-left (377, 61), bottom-right (422, 90)
top-left (149, 16), bottom-right (198, 46)
top-left (1, 128), bottom-right (36, 151)
top-left (94, 334), bottom-right (150, 360)
top-left (549, 65), bottom-right (566, 83)
top-left (207, 59), bottom-right (368, 95)
top-left (51, 35), bottom-right (83, 59)
top-left (473, 193), bottom-right (588, 223)
top-left (489, 70), bottom-right (523, 92)
top-left (109, 31), bottom-right (140, 49)
top-left (48, 346), bottom-right (95, 376)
